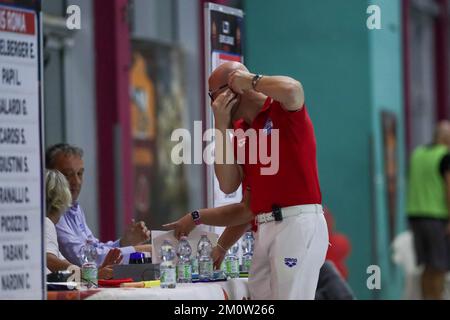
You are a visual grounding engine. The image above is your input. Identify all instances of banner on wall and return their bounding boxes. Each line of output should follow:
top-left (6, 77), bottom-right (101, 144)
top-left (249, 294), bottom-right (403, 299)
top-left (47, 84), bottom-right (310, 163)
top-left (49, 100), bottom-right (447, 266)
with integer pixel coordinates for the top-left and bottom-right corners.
top-left (204, 2), bottom-right (244, 210)
top-left (130, 41), bottom-right (189, 229)
top-left (0, 0), bottom-right (45, 299)
top-left (381, 111), bottom-right (398, 243)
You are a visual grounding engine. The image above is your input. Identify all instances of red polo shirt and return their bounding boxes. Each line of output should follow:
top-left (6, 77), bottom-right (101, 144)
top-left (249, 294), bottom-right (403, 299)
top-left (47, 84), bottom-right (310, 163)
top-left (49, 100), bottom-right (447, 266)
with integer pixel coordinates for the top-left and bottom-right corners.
top-left (233, 97), bottom-right (322, 215)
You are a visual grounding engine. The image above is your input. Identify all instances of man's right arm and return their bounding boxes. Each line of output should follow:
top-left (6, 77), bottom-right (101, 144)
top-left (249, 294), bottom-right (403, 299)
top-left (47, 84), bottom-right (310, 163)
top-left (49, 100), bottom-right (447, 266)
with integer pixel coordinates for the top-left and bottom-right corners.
top-left (212, 89), bottom-right (243, 194)
top-left (56, 213), bottom-right (135, 266)
top-left (214, 126), bottom-right (243, 194)
top-left (164, 190), bottom-right (253, 239)
top-left (55, 219), bottom-right (87, 266)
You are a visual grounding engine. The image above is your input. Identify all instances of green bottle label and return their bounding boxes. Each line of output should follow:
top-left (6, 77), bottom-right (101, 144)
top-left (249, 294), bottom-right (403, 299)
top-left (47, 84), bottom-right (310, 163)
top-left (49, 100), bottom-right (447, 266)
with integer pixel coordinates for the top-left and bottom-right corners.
top-left (225, 259), bottom-right (239, 276)
top-left (81, 266), bottom-right (98, 287)
top-left (244, 258), bottom-right (252, 271)
top-left (177, 264), bottom-right (192, 280)
top-left (161, 268), bottom-right (176, 284)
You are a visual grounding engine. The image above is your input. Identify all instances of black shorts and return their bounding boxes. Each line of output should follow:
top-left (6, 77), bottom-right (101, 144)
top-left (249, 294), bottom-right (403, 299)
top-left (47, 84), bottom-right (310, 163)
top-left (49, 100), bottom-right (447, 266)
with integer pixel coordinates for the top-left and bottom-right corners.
top-left (409, 217), bottom-right (450, 272)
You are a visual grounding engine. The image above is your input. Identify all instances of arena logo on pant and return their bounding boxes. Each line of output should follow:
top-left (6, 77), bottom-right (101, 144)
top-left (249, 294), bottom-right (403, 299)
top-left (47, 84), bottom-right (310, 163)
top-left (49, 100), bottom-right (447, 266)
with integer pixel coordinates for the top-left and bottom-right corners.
top-left (284, 258), bottom-right (298, 268)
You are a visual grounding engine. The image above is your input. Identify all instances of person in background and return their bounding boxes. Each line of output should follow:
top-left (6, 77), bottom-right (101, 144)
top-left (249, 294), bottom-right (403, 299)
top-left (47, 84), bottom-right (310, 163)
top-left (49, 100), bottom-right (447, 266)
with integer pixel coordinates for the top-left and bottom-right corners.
top-left (46, 143), bottom-right (151, 267)
top-left (406, 121), bottom-right (450, 299)
top-left (45, 170), bottom-right (122, 279)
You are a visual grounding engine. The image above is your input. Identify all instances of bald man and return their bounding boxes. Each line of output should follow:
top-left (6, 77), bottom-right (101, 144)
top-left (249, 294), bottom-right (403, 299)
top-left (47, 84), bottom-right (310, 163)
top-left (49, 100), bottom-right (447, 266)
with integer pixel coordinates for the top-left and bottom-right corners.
top-left (407, 121), bottom-right (450, 299)
top-left (165, 62), bottom-right (329, 299)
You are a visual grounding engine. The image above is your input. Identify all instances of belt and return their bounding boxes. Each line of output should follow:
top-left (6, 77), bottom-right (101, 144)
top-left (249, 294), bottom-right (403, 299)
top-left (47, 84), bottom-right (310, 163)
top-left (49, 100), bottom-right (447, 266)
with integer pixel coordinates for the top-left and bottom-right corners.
top-left (256, 204), bottom-right (323, 225)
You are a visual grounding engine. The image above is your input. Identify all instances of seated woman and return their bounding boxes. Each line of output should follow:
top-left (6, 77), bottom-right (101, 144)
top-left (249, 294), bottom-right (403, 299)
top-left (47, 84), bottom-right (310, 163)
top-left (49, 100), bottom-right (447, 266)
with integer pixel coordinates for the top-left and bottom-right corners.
top-left (45, 169), bottom-right (122, 279)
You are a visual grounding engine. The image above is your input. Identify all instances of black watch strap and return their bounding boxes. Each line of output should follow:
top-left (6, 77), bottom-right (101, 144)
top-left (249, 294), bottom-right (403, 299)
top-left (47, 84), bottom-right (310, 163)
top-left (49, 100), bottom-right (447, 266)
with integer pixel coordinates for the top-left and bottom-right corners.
top-left (252, 74), bottom-right (263, 90)
top-left (191, 210), bottom-right (201, 225)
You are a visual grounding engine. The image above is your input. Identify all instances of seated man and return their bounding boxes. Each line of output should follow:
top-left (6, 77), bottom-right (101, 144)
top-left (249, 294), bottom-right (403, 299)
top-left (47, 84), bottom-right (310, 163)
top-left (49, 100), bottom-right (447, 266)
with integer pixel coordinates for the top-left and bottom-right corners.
top-left (46, 143), bottom-right (151, 266)
top-left (45, 169), bottom-right (122, 279)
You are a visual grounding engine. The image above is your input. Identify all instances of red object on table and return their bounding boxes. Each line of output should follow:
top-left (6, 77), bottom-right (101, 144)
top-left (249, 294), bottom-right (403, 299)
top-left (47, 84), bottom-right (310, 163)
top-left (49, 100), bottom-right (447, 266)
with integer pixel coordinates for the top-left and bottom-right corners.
top-left (324, 207), bottom-right (351, 280)
top-left (98, 278), bottom-right (134, 288)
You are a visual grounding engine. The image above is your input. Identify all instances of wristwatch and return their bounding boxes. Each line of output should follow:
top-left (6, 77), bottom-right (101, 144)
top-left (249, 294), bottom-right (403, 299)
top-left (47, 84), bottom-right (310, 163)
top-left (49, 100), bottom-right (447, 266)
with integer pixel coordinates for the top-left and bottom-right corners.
top-left (191, 210), bottom-right (201, 225)
top-left (252, 74), bottom-right (263, 91)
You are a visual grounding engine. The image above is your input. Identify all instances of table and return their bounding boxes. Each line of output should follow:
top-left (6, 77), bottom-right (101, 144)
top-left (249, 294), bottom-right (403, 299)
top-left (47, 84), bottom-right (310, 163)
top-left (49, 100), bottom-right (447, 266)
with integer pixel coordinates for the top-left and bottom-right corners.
top-left (219, 278), bottom-right (250, 300)
top-left (47, 278), bottom-right (250, 300)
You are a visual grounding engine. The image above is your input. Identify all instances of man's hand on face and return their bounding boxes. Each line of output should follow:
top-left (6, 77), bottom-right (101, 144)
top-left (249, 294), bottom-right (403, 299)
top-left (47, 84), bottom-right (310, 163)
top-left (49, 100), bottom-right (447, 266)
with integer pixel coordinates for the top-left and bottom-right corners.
top-left (120, 220), bottom-right (150, 247)
top-left (212, 89), bottom-right (239, 130)
top-left (228, 69), bottom-right (253, 94)
top-left (162, 213), bottom-right (196, 240)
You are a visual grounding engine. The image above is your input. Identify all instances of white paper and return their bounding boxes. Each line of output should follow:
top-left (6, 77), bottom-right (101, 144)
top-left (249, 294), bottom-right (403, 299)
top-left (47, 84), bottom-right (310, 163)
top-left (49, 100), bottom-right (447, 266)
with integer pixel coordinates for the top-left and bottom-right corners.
top-left (151, 229), bottom-right (218, 264)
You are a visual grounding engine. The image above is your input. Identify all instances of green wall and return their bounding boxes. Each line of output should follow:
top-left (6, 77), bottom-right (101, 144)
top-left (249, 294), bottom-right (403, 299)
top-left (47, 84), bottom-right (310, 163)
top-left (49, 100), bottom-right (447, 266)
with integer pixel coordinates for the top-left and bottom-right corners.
top-left (245, 0), bottom-right (405, 299)
top-left (369, 0), bottom-right (406, 299)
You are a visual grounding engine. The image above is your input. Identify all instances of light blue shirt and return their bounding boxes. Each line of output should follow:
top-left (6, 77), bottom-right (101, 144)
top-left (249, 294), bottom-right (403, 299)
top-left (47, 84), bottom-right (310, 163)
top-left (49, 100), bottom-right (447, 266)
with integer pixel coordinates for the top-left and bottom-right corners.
top-left (55, 202), bottom-right (135, 267)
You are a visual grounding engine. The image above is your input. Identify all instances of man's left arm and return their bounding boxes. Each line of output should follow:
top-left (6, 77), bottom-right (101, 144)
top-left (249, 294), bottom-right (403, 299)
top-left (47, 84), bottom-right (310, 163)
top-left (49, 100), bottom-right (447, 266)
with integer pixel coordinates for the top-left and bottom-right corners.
top-left (212, 223), bottom-right (250, 269)
top-left (228, 70), bottom-right (305, 111)
top-left (79, 214), bottom-right (137, 264)
top-left (83, 230), bottom-right (135, 266)
top-left (79, 216), bottom-right (133, 253)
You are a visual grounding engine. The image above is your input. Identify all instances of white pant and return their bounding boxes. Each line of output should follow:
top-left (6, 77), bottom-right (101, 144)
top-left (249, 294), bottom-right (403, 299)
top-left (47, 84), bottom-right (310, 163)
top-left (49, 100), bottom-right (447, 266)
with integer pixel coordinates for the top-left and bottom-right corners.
top-left (248, 207), bottom-right (329, 300)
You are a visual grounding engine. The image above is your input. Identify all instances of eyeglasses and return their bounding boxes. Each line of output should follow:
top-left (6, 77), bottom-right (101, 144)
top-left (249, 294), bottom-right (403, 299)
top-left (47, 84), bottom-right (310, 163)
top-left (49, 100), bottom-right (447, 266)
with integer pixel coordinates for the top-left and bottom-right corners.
top-left (208, 84), bottom-right (229, 101)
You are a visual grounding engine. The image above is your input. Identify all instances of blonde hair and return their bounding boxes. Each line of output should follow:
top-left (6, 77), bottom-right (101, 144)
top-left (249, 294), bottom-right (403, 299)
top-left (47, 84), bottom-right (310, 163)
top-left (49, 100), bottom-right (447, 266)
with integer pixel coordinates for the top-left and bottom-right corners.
top-left (45, 170), bottom-right (72, 215)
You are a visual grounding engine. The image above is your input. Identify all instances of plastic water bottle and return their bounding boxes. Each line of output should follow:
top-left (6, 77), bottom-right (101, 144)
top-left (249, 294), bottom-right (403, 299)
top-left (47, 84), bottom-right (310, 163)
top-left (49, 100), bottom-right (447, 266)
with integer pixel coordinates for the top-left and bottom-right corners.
top-left (191, 255), bottom-right (199, 275)
top-left (225, 242), bottom-right (239, 278)
top-left (79, 238), bottom-right (98, 289)
top-left (160, 240), bottom-right (176, 288)
top-left (220, 259), bottom-right (226, 274)
top-left (241, 231), bottom-right (255, 273)
top-left (176, 236), bottom-right (192, 283)
top-left (197, 234), bottom-right (213, 281)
